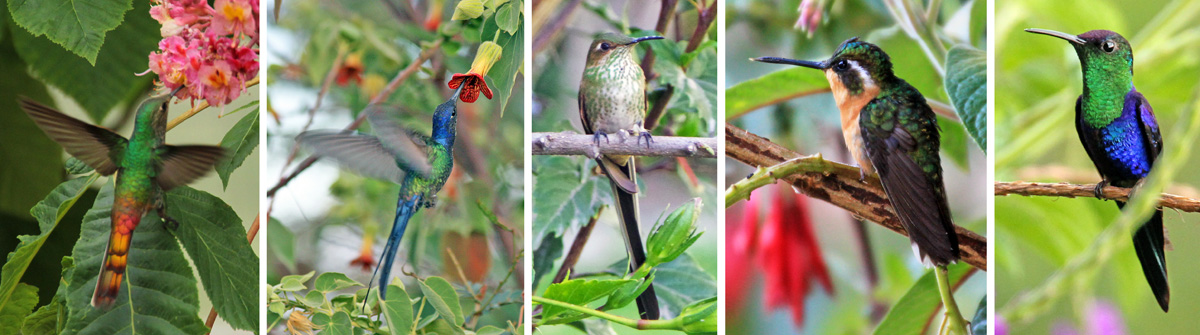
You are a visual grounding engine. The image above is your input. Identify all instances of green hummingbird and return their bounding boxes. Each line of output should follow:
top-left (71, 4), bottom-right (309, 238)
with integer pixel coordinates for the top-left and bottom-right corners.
top-left (752, 37), bottom-right (967, 332)
top-left (19, 87), bottom-right (225, 308)
top-left (578, 32), bottom-right (664, 320)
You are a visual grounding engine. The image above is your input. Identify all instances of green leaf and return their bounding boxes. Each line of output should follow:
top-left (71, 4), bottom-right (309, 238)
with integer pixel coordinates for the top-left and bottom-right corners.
top-left (678, 296), bottom-right (718, 335)
top-left (476, 325), bottom-right (506, 335)
top-left (872, 263), bottom-right (973, 335)
top-left (944, 45), bottom-right (987, 152)
top-left (217, 109), bottom-right (260, 189)
top-left (419, 276), bottom-right (464, 327)
top-left (21, 288), bottom-right (60, 335)
top-left (538, 278), bottom-right (634, 323)
top-left (324, 311), bottom-right (353, 335)
top-left (278, 271), bottom-right (315, 292)
top-left (969, 0), bottom-right (986, 48)
top-left (971, 296), bottom-right (987, 335)
top-left (381, 284), bottom-right (414, 335)
top-left (313, 272), bottom-right (362, 293)
top-left (480, 11), bottom-right (523, 116)
top-left (61, 181), bottom-right (208, 335)
top-left (452, 0), bottom-right (485, 20)
top-left (166, 186), bottom-right (258, 332)
top-left (268, 218), bottom-right (296, 273)
top-left (9, 0), bottom-right (158, 122)
top-left (0, 175), bottom-right (97, 316)
top-left (531, 156), bottom-right (606, 247)
top-left (610, 253), bottom-right (716, 318)
top-left (725, 66), bottom-right (829, 119)
top-left (493, 1), bottom-right (520, 35)
top-left (65, 158), bottom-right (94, 175)
top-left (531, 233), bottom-right (563, 289)
top-left (6, 0), bottom-right (132, 63)
top-left (0, 39), bottom-right (59, 219)
top-left (0, 283), bottom-right (37, 334)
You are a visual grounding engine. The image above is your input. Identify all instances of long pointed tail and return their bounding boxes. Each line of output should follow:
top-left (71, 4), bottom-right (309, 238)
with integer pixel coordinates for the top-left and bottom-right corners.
top-left (367, 195), bottom-right (420, 305)
top-left (604, 159), bottom-right (660, 320)
top-left (1131, 206), bottom-right (1169, 311)
top-left (92, 212), bottom-right (141, 308)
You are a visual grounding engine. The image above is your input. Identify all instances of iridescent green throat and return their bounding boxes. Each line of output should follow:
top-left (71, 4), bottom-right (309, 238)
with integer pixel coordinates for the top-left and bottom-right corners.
top-left (1078, 51), bottom-right (1134, 128)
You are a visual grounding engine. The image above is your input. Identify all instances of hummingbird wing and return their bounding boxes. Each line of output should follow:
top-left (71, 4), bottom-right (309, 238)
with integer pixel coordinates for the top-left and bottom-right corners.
top-left (578, 91), bottom-right (639, 193)
top-left (862, 95), bottom-right (959, 267)
top-left (1129, 90), bottom-right (1163, 162)
top-left (155, 145), bottom-right (225, 190)
top-left (1127, 89), bottom-right (1170, 311)
top-left (366, 109), bottom-right (434, 178)
top-left (18, 98), bottom-right (127, 175)
top-left (296, 131), bottom-right (412, 183)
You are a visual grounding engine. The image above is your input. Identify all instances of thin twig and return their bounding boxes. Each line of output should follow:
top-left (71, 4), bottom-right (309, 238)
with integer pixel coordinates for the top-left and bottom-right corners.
top-left (995, 181), bottom-right (1200, 212)
top-left (552, 206), bottom-right (604, 284)
top-left (167, 76), bottom-right (261, 131)
top-left (639, 0), bottom-right (678, 78)
top-left (279, 50), bottom-right (347, 181)
top-left (684, 0), bottom-right (717, 53)
top-left (643, 85), bottom-right (674, 134)
top-left (531, 132), bottom-right (718, 158)
top-left (533, 0), bottom-right (584, 54)
top-left (725, 123), bottom-right (987, 270)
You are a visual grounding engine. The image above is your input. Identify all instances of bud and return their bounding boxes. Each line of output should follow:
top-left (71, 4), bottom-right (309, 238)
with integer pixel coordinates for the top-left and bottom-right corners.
top-left (646, 198), bottom-right (704, 266)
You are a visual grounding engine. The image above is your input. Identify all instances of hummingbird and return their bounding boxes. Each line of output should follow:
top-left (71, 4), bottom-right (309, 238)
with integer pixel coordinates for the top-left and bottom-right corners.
top-left (1027, 28), bottom-right (1167, 311)
top-left (752, 37), bottom-right (966, 331)
top-left (296, 85), bottom-right (461, 306)
top-left (578, 32), bottom-right (664, 320)
top-left (19, 87), bottom-right (225, 308)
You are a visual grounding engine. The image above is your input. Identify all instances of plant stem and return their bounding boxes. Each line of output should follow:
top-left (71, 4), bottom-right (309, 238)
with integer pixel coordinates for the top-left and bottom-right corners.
top-left (531, 296), bottom-right (680, 330)
top-left (934, 265), bottom-right (969, 335)
top-left (166, 76), bottom-right (260, 131)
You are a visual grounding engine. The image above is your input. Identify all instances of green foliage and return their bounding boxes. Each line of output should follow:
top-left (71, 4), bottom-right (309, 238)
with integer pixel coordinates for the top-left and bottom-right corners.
top-left (0, 283), bottom-right (37, 334)
top-left (872, 263), bottom-right (974, 335)
top-left (540, 278), bottom-right (636, 324)
top-left (0, 39), bottom-right (59, 219)
top-left (531, 156), bottom-right (607, 246)
top-left (217, 110), bottom-right (260, 189)
top-left (725, 67), bottom-right (829, 119)
top-left (944, 45), bottom-right (988, 151)
top-left (6, 0), bottom-right (132, 63)
top-left (645, 200), bottom-right (703, 266)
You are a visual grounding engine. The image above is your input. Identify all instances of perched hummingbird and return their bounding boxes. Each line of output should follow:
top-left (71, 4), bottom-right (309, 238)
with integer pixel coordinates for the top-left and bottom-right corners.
top-left (752, 38), bottom-right (967, 331)
top-left (19, 87), bottom-right (225, 308)
top-left (578, 32), bottom-right (664, 320)
top-left (1027, 28), bottom-right (1167, 311)
top-left (297, 86), bottom-right (461, 305)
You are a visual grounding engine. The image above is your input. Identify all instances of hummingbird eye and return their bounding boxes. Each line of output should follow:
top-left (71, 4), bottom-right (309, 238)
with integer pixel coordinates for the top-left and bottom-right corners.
top-left (599, 42), bottom-right (612, 51)
top-left (833, 60), bottom-right (849, 71)
top-left (1102, 40), bottom-right (1117, 53)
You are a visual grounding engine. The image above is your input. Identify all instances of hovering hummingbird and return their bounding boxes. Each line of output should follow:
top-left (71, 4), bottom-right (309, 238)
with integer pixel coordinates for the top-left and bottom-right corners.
top-left (752, 37), bottom-right (966, 331)
top-left (1027, 28), bottom-right (1167, 311)
top-left (19, 87), bottom-right (225, 308)
top-left (578, 32), bottom-right (664, 320)
top-left (297, 86), bottom-right (461, 306)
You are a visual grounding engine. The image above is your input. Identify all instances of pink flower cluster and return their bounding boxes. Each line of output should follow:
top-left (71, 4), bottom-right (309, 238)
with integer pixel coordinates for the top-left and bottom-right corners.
top-left (146, 0), bottom-right (259, 107)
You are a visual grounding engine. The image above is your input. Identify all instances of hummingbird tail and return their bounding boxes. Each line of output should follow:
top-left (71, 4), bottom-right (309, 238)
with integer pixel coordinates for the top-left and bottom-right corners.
top-left (366, 195), bottom-right (419, 308)
top-left (607, 160), bottom-right (660, 320)
top-left (91, 211), bottom-right (142, 308)
top-left (1131, 206), bottom-right (1169, 311)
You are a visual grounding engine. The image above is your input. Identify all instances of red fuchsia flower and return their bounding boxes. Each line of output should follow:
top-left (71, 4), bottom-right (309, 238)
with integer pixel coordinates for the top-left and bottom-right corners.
top-left (725, 195), bottom-right (760, 318)
top-left (335, 52), bottom-right (365, 86)
top-left (795, 0), bottom-right (824, 38)
top-left (757, 184), bottom-right (833, 326)
top-left (145, 0), bottom-right (258, 107)
top-left (448, 41), bottom-right (502, 103)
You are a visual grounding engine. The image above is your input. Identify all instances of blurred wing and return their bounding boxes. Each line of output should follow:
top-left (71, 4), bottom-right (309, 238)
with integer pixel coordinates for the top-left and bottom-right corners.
top-left (296, 130), bottom-right (410, 183)
top-left (367, 110), bottom-right (433, 178)
top-left (862, 97), bottom-right (959, 266)
top-left (19, 98), bottom-right (127, 175)
top-left (1129, 91), bottom-right (1162, 164)
top-left (156, 145), bottom-right (225, 190)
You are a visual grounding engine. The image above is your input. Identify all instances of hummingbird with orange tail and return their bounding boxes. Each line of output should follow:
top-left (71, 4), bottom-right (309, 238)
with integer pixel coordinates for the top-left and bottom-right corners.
top-left (19, 87), bottom-right (225, 308)
top-left (753, 37), bottom-right (968, 333)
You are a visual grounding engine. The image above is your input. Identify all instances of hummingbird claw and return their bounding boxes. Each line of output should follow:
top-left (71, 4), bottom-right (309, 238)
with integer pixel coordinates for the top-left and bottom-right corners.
top-left (156, 206), bottom-right (180, 230)
top-left (592, 131), bottom-right (610, 145)
top-left (1094, 180), bottom-right (1109, 200)
top-left (637, 131), bottom-right (653, 148)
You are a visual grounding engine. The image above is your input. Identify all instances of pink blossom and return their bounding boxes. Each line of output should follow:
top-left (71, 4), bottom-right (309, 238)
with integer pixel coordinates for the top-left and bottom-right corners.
top-left (197, 61), bottom-right (242, 106)
top-left (210, 0), bottom-right (256, 39)
top-left (144, 0), bottom-right (258, 107)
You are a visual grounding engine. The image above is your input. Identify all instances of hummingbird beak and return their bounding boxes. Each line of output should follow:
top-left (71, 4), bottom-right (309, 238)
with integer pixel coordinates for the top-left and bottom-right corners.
top-left (1025, 28), bottom-right (1085, 44)
top-left (750, 57), bottom-right (827, 70)
top-left (168, 85), bottom-right (186, 97)
top-left (628, 36), bottom-right (664, 45)
top-left (448, 84), bottom-right (464, 102)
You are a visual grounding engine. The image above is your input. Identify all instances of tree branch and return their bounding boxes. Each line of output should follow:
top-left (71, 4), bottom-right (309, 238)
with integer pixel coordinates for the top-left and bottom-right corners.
top-left (995, 181), bottom-right (1200, 212)
top-left (553, 206), bottom-right (603, 284)
top-left (531, 132), bottom-right (717, 158)
top-left (725, 123), bottom-right (987, 270)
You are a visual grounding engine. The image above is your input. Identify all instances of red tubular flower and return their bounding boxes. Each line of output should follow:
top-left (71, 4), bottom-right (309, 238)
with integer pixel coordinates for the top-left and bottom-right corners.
top-left (757, 185), bottom-right (833, 326)
top-left (448, 41), bottom-right (502, 103)
top-left (725, 196), bottom-right (760, 318)
top-left (335, 52), bottom-right (364, 86)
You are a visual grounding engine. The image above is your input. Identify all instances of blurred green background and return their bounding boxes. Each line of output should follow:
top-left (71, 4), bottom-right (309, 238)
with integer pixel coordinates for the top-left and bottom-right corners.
top-left (995, 0), bottom-right (1200, 333)
top-left (726, 0), bottom-right (986, 333)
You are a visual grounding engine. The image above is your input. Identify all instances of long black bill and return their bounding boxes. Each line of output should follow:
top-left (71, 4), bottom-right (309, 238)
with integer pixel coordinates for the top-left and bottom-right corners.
top-left (168, 85), bottom-right (186, 97)
top-left (750, 57), bottom-right (827, 70)
top-left (629, 36), bottom-right (665, 44)
top-left (1025, 28), bottom-right (1085, 44)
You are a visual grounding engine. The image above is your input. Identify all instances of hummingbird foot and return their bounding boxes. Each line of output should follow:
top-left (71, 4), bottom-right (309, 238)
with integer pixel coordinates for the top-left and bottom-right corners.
top-left (637, 131), bottom-right (653, 148)
top-left (422, 195), bottom-right (438, 208)
top-left (592, 131), bottom-right (611, 145)
top-left (1094, 180), bottom-right (1109, 200)
top-left (157, 207), bottom-right (180, 230)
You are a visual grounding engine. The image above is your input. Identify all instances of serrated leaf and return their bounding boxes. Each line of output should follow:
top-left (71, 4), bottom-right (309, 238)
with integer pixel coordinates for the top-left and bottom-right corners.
top-left (538, 278), bottom-right (634, 323)
top-left (7, 0), bottom-right (132, 63)
top-left (479, 11), bottom-right (522, 116)
top-left (268, 218), bottom-right (296, 273)
top-left (21, 289), bottom-right (60, 335)
top-left (382, 284), bottom-right (414, 335)
top-left (314, 272), bottom-right (361, 293)
top-left (944, 45), bottom-right (987, 152)
top-left (0, 40), bottom-right (59, 218)
top-left (420, 277), bottom-right (464, 327)
top-left (0, 175), bottom-right (97, 316)
top-left (494, 2), bottom-right (520, 34)
top-left (452, 0), bottom-right (485, 20)
top-left (0, 283), bottom-right (38, 334)
top-left (9, 0), bottom-right (158, 122)
top-left (725, 66), bottom-right (829, 119)
top-left (217, 109), bottom-right (259, 189)
top-left (166, 186), bottom-right (259, 331)
top-left (607, 253), bottom-right (715, 318)
top-left (532, 156), bottom-right (606, 247)
top-left (532, 233), bottom-right (563, 289)
top-left (61, 181), bottom-right (208, 335)
top-left (872, 263), bottom-right (973, 335)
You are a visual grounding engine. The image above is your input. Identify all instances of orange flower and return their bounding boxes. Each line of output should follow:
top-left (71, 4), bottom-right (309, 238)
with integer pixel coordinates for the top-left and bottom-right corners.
top-left (335, 52), bottom-right (364, 86)
top-left (448, 41), bottom-right (502, 103)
